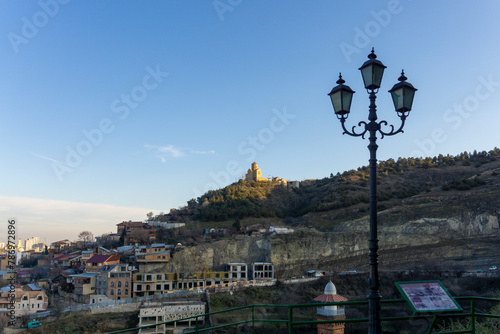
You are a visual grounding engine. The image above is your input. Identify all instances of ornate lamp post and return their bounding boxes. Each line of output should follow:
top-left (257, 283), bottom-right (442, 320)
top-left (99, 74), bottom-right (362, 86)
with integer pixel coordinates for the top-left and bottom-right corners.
top-left (328, 48), bottom-right (417, 334)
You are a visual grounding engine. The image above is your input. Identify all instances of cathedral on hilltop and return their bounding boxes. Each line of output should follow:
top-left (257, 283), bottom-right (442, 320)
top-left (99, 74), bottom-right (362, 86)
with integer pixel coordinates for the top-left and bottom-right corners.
top-left (245, 162), bottom-right (268, 181)
top-left (244, 162), bottom-right (288, 186)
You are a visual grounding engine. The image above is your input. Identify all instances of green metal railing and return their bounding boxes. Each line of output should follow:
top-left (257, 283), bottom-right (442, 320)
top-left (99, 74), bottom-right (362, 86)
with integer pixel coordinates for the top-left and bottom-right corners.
top-left (107, 296), bottom-right (499, 334)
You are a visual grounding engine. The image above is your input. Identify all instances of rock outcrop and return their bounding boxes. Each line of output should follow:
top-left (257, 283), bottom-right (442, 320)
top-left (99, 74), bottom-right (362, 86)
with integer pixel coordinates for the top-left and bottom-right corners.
top-left (165, 213), bottom-right (499, 276)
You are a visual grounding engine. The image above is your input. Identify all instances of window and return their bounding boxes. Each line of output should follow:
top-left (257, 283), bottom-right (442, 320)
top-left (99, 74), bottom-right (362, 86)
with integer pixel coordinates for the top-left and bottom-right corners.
top-left (156, 284), bottom-right (161, 290)
top-left (118, 281), bottom-right (122, 287)
top-left (125, 281), bottom-right (129, 287)
top-left (37, 296), bottom-right (43, 300)
top-left (22, 296), bottom-right (28, 301)
top-left (136, 285), bottom-right (142, 291)
top-left (118, 289), bottom-right (121, 295)
top-left (157, 274), bottom-right (162, 280)
top-left (110, 282), bottom-right (115, 288)
top-left (110, 289), bottom-right (114, 295)
top-left (125, 289), bottom-right (129, 295)
top-left (146, 275), bottom-right (152, 281)
top-left (136, 275), bottom-right (142, 281)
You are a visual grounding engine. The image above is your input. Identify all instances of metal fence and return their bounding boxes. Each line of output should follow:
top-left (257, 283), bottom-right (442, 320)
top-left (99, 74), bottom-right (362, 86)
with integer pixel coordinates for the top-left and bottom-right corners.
top-left (106, 296), bottom-right (500, 334)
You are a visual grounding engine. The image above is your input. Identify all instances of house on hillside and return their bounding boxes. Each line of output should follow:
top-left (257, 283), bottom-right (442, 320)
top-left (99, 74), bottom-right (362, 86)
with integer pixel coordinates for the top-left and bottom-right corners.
top-left (51, 252), bottom-right (81, 268)
top-left (85, 255), bottom-right (120, 272)
top-left (0, 284), bottom-right (48, 318)
top-left (117, 221), bottom-right (156, 245)
top-left (94, 263), bottom-right (134, 301)
top-left (49, 240), bottom-right (74, 251)
top-left (69, 273), bottom-right (98, 303)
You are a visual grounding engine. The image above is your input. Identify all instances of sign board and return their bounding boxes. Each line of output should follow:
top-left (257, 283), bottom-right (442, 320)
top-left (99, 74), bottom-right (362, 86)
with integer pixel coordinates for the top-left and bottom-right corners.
top-left (395, 280), bottom-right (462, 313)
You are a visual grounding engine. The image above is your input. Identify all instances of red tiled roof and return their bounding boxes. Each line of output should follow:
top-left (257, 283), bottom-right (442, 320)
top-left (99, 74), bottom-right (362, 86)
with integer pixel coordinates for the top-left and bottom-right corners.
top-left (313, 294), bottom-right (348, 302)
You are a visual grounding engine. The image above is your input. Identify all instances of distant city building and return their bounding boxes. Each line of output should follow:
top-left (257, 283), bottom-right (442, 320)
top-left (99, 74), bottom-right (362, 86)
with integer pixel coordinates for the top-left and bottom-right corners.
top-left (16, 238), bottom-right (24, 252)
top-left (31, 243), bottom-right (45, 252)
top-left (24, 237), bottom-right (39, 251)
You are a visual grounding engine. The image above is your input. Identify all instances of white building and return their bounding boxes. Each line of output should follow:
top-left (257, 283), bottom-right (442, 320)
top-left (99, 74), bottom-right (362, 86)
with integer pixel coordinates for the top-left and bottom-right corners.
top-left (251, 262), bottom-right (274, 279)
top-left (24, 237), bottom-right (40, 251)
top-left (138, 301), bottom-right (205, 334)
top-left (227, 263), bottom-right (248, 280)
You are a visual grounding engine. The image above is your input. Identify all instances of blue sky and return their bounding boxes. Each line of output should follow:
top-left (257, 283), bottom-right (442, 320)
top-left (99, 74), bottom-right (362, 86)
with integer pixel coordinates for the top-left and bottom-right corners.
top-left (1, 1), bottom-right (500, 243)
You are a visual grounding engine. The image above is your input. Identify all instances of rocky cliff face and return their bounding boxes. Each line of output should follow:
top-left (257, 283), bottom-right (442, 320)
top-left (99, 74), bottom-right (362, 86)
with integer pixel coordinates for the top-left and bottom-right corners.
top-left (165, 235), bottom-right (271, 272)
top-left (165, 213), bottom-right (499, 276)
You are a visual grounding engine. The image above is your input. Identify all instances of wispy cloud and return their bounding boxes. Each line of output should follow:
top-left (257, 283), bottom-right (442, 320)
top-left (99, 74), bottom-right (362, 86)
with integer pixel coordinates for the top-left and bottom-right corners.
top-left (145, 144), bottom-right (215, 162)
top-left (191, 150), bottom-right (216, 155)
top-left (30, 152), bottom-right (70, 167)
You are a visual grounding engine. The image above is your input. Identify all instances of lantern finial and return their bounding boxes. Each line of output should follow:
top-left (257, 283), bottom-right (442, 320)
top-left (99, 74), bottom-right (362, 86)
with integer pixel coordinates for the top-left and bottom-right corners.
top-left (398, 70), bottom-right (407, 82)
top-left (337, 73), bottom-right (345, 84)
top-left (368, 48), bottom-right (377, 60)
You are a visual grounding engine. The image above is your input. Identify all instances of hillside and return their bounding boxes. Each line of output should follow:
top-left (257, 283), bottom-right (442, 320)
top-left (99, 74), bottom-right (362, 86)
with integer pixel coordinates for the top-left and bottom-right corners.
top-left (157, 148), bottom-right (500, 275)
top-left (179, 148), bottom-right (500, 228)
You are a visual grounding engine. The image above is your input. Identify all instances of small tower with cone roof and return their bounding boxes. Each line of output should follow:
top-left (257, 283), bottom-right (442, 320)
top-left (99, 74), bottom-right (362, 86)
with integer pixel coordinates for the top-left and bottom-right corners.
top-left (313, 281), bottom-right (347, 334)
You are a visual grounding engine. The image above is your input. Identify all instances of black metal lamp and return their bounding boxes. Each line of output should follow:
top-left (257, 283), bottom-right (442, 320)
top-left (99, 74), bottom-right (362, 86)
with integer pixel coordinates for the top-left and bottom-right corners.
top-left (328, 48), bottom-right (417, 334)
top-left (389, 70), bottom-right (418, 116)
top-left (328, 73), bottom-right (355, 117)
top-left (359, 48), bottom-right (387, 90)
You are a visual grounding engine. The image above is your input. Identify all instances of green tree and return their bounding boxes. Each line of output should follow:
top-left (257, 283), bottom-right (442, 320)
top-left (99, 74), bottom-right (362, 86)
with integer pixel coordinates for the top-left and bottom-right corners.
top-left (232, 217), bottom-right (241, 232)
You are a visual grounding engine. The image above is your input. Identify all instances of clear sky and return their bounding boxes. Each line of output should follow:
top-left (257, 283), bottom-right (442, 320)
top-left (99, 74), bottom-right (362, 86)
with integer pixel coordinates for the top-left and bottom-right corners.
top-left (1, 1), bottom-right (500, 244)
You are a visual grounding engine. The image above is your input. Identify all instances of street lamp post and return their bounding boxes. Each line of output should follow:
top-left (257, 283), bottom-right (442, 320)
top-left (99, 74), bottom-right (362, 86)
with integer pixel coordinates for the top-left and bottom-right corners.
top-left (328, 48), bottom-right (417, 334)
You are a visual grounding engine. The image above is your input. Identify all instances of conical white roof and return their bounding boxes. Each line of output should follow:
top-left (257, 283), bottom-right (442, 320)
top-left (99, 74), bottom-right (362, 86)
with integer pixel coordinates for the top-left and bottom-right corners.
top-left (324, 281), bottom-right (337, 295)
